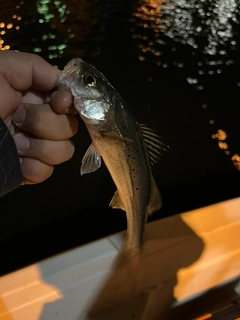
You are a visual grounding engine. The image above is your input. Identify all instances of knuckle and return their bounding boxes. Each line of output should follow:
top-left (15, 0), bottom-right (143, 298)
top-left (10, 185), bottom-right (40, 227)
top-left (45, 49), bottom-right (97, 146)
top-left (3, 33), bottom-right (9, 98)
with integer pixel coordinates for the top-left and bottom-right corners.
top-left (22, 158), bottom-right (53, 183)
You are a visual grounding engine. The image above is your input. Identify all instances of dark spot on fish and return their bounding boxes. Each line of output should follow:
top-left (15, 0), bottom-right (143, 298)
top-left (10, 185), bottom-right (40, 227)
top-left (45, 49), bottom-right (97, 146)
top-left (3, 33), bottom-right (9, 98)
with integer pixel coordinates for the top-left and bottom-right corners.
top-left (136, 187), bottom-right (139, 190)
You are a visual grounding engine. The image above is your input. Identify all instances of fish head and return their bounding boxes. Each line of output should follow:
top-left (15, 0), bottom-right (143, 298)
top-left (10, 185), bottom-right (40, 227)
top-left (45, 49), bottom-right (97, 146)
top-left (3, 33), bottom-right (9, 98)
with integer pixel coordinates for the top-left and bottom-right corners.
top-left (58, 58), bottom-right (116, 125)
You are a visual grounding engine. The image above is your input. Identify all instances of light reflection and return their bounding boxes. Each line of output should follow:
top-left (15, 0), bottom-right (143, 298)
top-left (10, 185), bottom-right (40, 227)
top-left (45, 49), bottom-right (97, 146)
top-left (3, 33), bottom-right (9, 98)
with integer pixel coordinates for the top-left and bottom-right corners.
top-left (1, 0), bottom-right (99, 58)
top-left (131, 0), bottom-right (164, 60)
top-left (218, 141), bottom-right (228, 150)
top-left (187, 77), bottom-right (198, 85)
top-left (130, 0), bottom-right (239, 90)
top-left (37, 0), bottom-right (55, 23)
top-left (203, 104), bottom-right (240, 170)
top-left (212, 129), bottom-right (227, 141)
top-left (35, 0), bottom-right (72, 61)
top-left (0, 4), bottom-right (22, 50)
top-left (34, 47), bottom-right (42, 52)
top-left (212, 128), bottom-right (231, 156)
top-left (232, 154), bottom-right (240, 170)
top-left (6, 23), bottom-right (13, 29)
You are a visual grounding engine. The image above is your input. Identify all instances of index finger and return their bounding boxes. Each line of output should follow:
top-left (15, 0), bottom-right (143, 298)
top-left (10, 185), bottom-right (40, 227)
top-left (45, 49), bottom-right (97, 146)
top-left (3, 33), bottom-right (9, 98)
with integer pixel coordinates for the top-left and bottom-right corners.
top-left (0, 50), bottom-right (60, 91)
top-left (0, 50), bottom-right (60, 120)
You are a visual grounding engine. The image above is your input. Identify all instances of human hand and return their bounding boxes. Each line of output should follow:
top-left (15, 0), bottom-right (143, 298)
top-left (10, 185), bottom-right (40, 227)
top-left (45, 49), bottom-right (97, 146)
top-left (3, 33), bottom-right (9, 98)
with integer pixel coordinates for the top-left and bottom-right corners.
top-left (0, 50), bottom-right (78, 185)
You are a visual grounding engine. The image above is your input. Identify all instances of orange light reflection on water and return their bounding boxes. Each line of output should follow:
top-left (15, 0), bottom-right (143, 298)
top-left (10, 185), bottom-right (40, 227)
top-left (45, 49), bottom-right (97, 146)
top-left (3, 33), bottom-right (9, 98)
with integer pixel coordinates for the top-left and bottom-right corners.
top-left (0, 4), bottom-right (21, 51)
top-left (130, 0), bottom-right (239, 92)
top-left (203, 104), bottom-right (240, 171)
top-left (131, 0), bottom-right (164, 61)
top-left (6, 23), bottom-right (13, 29)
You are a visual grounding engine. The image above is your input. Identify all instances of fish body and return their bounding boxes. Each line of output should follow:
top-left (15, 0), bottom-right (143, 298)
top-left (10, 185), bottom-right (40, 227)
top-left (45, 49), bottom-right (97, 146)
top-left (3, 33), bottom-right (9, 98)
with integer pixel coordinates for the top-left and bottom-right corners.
top-left (58, 58), bottom-right (165, 258)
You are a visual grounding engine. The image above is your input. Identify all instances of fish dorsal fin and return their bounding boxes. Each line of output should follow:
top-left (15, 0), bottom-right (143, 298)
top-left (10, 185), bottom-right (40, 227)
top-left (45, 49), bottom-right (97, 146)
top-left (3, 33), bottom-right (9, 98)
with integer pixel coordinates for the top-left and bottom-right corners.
top-left (81, 143), bottom-right (101, 175)
top-left (140, 124), bottom-right (168, 166)
top-left (109, 190), bottom-right (125, 211)
top-left (148, 175), bottom-right (162, 215)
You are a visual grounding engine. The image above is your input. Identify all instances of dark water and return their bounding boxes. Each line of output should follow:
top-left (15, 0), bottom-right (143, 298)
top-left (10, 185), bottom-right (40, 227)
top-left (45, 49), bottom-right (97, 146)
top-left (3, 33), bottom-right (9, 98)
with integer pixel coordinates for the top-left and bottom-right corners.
top-left (1, 0), bottom-right (240, 274)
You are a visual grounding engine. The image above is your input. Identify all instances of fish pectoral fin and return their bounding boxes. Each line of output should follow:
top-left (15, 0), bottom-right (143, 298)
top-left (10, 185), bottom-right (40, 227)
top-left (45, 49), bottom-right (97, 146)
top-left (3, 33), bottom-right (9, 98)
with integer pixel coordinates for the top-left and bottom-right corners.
top-left (148, 176), bottom-right (162, 215)
top-left (109, 190), bottom-right (125, 211)
top-left (81, 143), bottom-right (101, 175)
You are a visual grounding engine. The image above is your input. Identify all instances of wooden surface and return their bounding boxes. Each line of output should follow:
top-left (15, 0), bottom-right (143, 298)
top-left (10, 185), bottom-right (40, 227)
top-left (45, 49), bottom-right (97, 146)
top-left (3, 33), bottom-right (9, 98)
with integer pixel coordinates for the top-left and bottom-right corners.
top-left (0, 197), bottom-right (240, 319)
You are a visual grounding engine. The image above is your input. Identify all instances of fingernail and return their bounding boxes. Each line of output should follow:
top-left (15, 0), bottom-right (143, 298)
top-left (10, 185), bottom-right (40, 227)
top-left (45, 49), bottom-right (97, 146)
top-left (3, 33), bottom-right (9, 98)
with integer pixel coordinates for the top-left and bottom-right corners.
top-left (12, 105), bottom-right (26, 125)
top-left (14, 134), bottom-right (30, 153)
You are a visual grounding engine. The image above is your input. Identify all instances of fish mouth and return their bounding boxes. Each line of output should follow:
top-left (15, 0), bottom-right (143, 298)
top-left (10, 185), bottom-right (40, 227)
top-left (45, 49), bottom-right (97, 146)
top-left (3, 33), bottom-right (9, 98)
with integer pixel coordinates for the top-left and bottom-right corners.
top-left (58, 58), bottom-right (83, 82)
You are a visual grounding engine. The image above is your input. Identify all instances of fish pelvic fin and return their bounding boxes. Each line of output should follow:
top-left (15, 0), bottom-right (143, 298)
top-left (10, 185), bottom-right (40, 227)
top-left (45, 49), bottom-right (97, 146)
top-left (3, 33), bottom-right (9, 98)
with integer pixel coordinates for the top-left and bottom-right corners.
top-left (81, 143), bottom-right (101, 175)
top-left (148, 175), bottom-right (162, 215)
top-left (109, 190), bottom-right (125, 211)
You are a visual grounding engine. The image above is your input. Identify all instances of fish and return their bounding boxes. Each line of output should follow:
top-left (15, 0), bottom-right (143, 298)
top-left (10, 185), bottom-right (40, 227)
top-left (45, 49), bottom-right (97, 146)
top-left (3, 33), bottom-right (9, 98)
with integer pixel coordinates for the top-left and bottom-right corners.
top-left (58, 58), bottom-right (166, 263)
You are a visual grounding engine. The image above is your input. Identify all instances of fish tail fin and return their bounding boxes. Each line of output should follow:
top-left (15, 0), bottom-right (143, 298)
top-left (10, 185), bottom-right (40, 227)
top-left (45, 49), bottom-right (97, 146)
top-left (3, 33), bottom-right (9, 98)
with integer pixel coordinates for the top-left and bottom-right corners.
top-left (114, 241), bottom-right (141, 269)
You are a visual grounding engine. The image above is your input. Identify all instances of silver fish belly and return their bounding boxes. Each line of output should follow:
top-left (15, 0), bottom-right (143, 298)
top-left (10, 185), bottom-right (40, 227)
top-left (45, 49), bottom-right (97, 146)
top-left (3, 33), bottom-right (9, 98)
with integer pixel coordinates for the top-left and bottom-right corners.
top-left (58, 58), bottom-right (166, 257)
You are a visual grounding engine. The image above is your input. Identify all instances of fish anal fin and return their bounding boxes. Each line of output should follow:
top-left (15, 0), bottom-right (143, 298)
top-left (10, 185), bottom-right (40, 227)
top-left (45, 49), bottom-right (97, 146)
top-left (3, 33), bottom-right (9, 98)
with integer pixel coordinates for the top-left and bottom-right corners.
top-left (81, 143), bottom-right (101, 175)
top-left (148, 176), bottom-right (162, 215)
top-left (109, 190), bottom-right (125, 211)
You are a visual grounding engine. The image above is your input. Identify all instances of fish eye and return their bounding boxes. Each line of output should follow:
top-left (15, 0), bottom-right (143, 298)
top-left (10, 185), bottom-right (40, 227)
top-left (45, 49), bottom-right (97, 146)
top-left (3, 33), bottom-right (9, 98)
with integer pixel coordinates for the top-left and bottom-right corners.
top-left (83, 73), bottom-right (97, 87)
